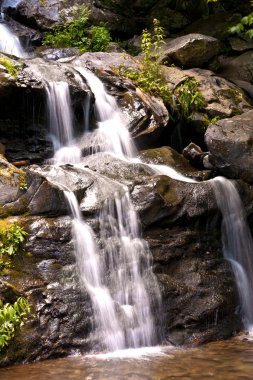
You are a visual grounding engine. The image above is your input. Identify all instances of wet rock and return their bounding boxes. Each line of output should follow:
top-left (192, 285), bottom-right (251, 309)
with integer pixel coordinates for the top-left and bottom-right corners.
top-left (205, 110), bottom-right (253, 183)
top-left (0, 215), bottom-right (93, 367)
top-left (73, 52), bottom-right (170, 146)
top-left (182, 143), bottom-right (213, 170)
top-left (139, 146), bottom-right (211, 181)
top-left (38, 48), bottom-right (80, 61)
top-left (145, 225), bottom-right (240, 345)
top-left (0, 156), bottom-right (23, 209)
top-left (159, 34), bottom-right (221, 68)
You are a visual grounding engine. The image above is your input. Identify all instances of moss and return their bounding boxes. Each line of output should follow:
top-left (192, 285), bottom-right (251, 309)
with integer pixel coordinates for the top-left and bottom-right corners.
top-left (0, 56), bottom-right (19, 78)
top-left (155, 176), bottom-right (178, 205)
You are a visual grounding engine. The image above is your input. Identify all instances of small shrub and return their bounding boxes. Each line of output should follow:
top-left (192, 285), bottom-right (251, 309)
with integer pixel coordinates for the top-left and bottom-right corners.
top-left (174, 78), bottom-right (206, 119)
top-left (43, 6), bottom-right (111, 52)
top-left (0, 56), bottom-right (19, 77)
top-left (0, 224), bottom-right (27, 269)
top-left (120, 19), bottom-right (172, 103)
top-left (0, 297), bottom-right (31, 349)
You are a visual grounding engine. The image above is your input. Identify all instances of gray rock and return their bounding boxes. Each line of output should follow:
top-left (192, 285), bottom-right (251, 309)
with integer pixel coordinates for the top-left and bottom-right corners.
top-left (219, 51), bottom-right (253, 84)
top-left (163, 66), bottom-right (253, 119)
top-left (159, 34), bottom-right (221, 68)
top-left (205, 110), bottom-right (253, 183)
top-left (182, 11), bottom-right (241, 41)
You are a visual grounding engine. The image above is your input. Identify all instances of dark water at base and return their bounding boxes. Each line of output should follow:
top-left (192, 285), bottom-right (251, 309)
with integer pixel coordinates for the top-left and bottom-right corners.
top-left (1, 336), bottom-right (253, 380)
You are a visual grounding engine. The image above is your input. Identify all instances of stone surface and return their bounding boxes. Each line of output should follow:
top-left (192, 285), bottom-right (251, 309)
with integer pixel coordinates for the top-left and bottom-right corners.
top-left (182, 12), bottom-right (241, 41)
top-left (160, 34), bottom-right (221, 68)
top-left (219, 51), bottom-right (253, 84)
top-left (0, 146), bottom-right (248, 366)
top-left (205, 110), bottom-right (253, 183)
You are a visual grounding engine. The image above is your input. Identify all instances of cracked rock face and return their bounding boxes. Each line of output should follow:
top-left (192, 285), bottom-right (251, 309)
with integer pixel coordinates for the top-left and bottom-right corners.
top-left (205, 110), bottom-right (253, 183)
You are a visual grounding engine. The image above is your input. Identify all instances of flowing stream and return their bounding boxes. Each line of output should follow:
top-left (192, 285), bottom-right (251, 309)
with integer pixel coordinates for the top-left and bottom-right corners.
top-left (212, 177), bottom-right (253, 330)
top-left (47, 73), bottom-right (161, 351)
top-left (0, 17), bottom-right (28, 58)
top-left (46, 66), bottom-right (253, 353)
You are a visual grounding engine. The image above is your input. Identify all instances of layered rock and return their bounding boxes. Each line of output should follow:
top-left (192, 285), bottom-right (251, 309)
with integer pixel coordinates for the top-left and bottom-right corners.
top-left (205, 110), bottom-right (253, 183)
top-left (160, 34), bottom-right (221, 68)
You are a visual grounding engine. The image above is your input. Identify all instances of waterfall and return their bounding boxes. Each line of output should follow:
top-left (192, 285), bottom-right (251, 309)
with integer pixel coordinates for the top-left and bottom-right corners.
top-left (46, 81), bottom-right (81, 164)
top-left (212, 177), bottom-right (253, 330)
top-left (0, 21), bottom-right (28, 58)
top-left (46, 71), bottom-right (162, 351)
top-left (75, 67), bottom-right (136, 159)
top-left (99, 191), bottom-right (161, 348)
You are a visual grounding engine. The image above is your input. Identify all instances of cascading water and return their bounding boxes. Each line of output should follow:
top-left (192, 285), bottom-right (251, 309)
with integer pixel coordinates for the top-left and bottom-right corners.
top-left (0, 17), bottom-right (28, 58)
top-left (46, 82), bottom-right (81, 164)
top-left (46, 70), bottom-right (162, 351)
top-left (212, 177), bottom-right (253, 330)
top-left (75, 67), bottom-right (136, 158)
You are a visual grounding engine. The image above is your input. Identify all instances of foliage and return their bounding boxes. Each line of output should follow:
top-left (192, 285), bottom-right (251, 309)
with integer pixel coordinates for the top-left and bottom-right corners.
top-left (0, 297), bottom-right (31, 349)
top-left (0, 224), bottom-right (27, 269)
top-left (0, 56), bottom-right (19, 77)
top-left (208, 0), bottom-right (253, 38)
top-left (175, 78), bottom-right (205, 119)
top-left (43, 6), bottom-right (111, 52)
top-left (229, 12), bottom-right (253, 38)
top-left (120, 19), bottom-right (172, 103)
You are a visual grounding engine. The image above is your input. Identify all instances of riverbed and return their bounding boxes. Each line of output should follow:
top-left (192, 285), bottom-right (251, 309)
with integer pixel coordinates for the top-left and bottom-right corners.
top-left (1, 335), bottom-right (253, 380)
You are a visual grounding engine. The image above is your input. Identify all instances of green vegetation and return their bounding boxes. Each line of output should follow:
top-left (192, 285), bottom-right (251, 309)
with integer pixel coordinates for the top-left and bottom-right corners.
top-left (0, 223), bottom-right (28, 270)
top-left (0, 297), bottom-right (31, 349)
top-left (230, 12), bottom-right (253, 38)
top-left (120, 19), bottom-right (172, 103)
top-left (43, 6), bottom-right (111, 52)
top-left (175, 78), bottom-right (206, 119)
top-left (120, 19), bottom-right (205, 119)
top-left (0, 56), bottom-right (19, 77)
top-left (208, 0), bottom-right (253, 38)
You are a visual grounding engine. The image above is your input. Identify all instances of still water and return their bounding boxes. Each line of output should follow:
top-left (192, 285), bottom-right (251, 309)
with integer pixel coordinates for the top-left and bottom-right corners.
top-left (1, 336), bottom-right (253, 380)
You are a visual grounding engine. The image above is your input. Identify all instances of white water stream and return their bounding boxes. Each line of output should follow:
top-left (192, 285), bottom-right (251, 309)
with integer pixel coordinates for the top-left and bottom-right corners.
top-left (46, 65), bottom-right (253, 350)
top-left (0, 19), bottom-right (28, 58)
top-left (47, 73), bottom-right (161, 351)
top-left (212, 177), bottom-right (253, 330)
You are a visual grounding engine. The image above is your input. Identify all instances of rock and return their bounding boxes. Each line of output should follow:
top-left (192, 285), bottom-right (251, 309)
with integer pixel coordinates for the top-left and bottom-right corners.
top-left (159, 33), bottom-right (221, 68)
top-left (7, 0), bottom-right (138, 36)
top-left (205, 110), bottom-right (253, 183)
top-left (145, 225), bottom-right (240, 345)
top-left (182, 143), bottom-right (213, 170)
top-left (228, 36), bottom-right (253, 52)
top-left (149, 2), bottom-right (190, 31)
top-left (0, 148), bottom-right (248, 364)
top-left (73, 52), bottom-right (170, 147)
top-left (182, 11), bottom-right (241, 41)
top-left (163, 66), bottom-right (253, 118)
top-left (0, 156), bottom-right (23, 209)
top-left (219, 51), bottom-right (253, 84)
top-left (0, 214), bottom-right (93, 367)
top-left (139, 146), bottom-right (211, 181)
top-left (38, 48), bottom-right (80, 61)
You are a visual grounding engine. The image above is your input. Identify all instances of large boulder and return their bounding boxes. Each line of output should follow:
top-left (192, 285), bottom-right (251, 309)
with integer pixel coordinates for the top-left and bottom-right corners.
top-left (182, 11), bottom-right (241, 41)
top-left (0, 148), bottom-right (248, 365)
top-left (205, 110), bottom-right (253, 183)
top-left (5, 0), bottom-right (138, 35)
top-left (219, 51), bottom-right (253, 84)
top-left (159, 34), bottom-right (221, 68)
